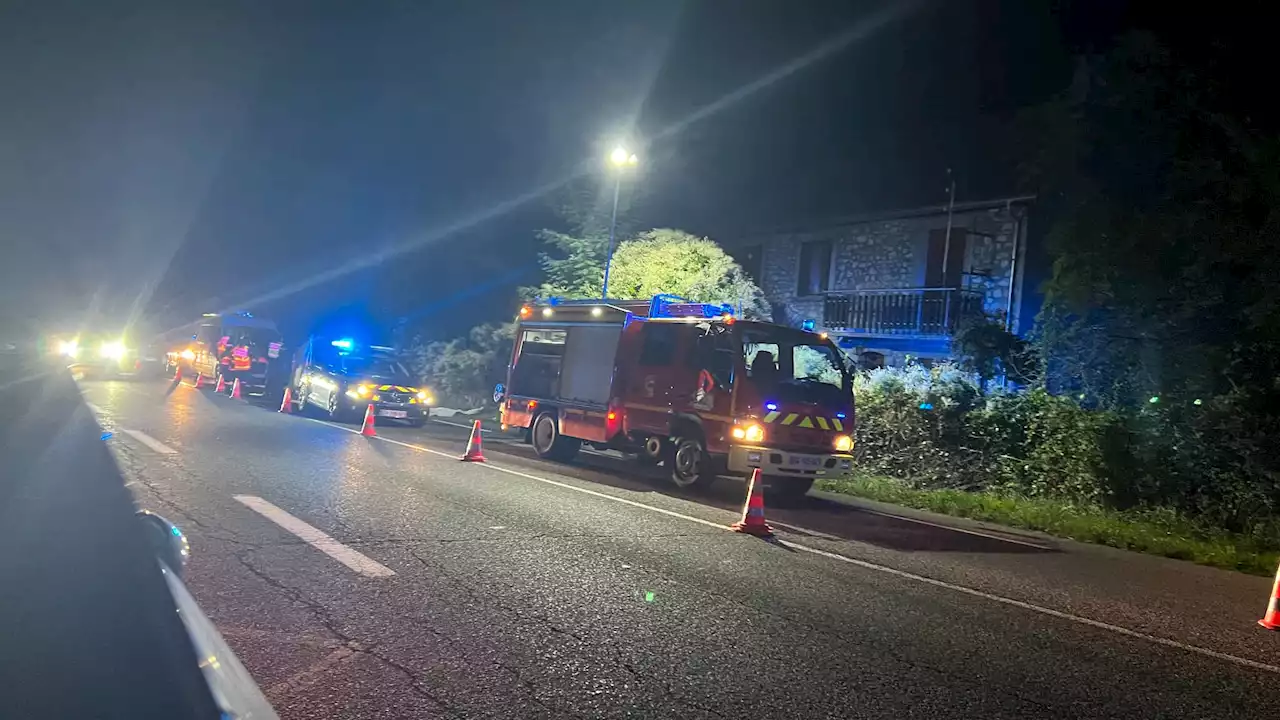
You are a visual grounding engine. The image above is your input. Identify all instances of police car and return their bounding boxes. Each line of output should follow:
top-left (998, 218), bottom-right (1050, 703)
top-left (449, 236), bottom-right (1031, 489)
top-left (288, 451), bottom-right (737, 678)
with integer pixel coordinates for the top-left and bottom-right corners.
top-left (288, 338), bottom-right (433, 426)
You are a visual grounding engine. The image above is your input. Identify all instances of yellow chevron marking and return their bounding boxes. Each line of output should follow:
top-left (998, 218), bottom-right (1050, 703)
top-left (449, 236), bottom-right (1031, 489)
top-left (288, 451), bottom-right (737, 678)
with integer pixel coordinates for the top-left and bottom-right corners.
top-left (763, 411), bottom-right (781, 423)
top-left (797, 416), bottom-right (815, 428)
top-left (815, 416), bottom-right (829, 430)
top-left (781, 413), bottom-right (799, 426)
top-left (832, 418), bottom-right (844, 432)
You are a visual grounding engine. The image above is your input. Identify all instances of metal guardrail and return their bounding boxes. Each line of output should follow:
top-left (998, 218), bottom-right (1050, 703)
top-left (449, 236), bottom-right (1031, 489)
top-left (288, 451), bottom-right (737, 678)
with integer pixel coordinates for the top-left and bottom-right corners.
top-left (823, 288), bottom-right (984, 336)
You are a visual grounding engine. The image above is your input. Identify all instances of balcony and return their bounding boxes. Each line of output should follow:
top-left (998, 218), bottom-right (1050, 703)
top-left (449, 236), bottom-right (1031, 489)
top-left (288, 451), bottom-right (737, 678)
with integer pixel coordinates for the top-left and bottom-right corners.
top-left (823, 288), bottom-right (985, 337)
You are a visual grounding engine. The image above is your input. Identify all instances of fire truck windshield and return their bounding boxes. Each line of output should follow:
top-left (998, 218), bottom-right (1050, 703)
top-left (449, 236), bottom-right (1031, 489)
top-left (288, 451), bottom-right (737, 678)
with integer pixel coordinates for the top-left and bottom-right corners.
top-left (741, 329), bottom-right (850, 403)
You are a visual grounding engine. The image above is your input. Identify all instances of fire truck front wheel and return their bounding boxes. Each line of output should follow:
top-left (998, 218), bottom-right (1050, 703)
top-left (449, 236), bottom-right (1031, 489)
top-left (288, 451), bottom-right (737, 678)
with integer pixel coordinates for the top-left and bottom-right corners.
top-left (667, 434), bottom-right (713, 490)
top-left (531, 411), bottom-right (580, 462)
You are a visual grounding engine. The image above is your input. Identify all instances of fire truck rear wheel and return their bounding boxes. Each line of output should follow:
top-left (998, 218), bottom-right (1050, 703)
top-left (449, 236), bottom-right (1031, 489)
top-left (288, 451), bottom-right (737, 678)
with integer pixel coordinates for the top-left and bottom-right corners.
top-left (532, 411), bottom-right (579, 462)
top-left (668, 435), bottom-right (711, 490)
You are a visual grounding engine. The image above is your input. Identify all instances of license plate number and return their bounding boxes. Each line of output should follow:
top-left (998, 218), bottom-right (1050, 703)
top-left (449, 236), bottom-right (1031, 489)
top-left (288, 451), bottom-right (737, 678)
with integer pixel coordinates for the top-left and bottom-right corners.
top-left (788, 455), bottom-right (822, 467)
top-left (378, 410), bottom-right (408, 418)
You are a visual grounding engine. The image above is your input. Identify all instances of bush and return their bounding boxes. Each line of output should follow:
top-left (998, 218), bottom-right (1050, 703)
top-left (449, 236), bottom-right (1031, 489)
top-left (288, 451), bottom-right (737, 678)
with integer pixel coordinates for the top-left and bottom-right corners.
top-left (852, 365), bottom-right (1280, 541)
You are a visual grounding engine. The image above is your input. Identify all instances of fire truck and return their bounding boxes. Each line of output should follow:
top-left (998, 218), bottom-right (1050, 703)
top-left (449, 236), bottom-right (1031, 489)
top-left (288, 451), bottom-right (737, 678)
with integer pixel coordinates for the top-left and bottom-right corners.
top-left (497, 295), bottom-right (855, 497)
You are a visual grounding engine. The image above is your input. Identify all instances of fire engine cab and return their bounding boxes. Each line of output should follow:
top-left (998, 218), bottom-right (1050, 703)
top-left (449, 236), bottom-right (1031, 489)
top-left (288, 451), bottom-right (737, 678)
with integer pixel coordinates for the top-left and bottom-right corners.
top-left (497, 295), bottom-right (855, 497)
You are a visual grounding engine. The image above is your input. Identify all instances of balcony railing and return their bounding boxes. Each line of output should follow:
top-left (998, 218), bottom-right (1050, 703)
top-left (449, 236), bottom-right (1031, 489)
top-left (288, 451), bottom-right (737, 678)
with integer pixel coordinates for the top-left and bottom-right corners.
top-left (823, 288), bottom-right (985, 337)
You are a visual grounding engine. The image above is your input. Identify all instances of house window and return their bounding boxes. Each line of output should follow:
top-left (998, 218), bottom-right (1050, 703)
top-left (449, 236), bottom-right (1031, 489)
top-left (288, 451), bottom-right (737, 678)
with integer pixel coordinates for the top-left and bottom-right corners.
top-left (797, 240), bottom-right (832, 296)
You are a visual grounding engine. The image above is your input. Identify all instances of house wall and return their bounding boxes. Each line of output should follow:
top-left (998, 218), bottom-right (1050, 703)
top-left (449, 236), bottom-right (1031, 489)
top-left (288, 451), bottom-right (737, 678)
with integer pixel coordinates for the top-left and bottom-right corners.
top-left (752, 202), bottom-right (1028, 334)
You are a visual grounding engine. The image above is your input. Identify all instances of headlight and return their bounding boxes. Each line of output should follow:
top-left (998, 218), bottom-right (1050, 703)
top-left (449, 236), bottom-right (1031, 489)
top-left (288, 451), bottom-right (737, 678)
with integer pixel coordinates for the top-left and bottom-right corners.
top-left (416, 390), bottom-right (427, 400)
top-left (180, 348), bottom-right (195, 361)
top-left (99, 341), bottom-right (126, 360)
top-left (731, 422), bottom-right (765, 443)
top-left (417, 390), bottom-right (435, 405)
top-left (58, 339), bottom-right (79, 358)
top-left (833, 435), bottom-right (853, 452)
top-left (357, 384), bottom-right (371, 397)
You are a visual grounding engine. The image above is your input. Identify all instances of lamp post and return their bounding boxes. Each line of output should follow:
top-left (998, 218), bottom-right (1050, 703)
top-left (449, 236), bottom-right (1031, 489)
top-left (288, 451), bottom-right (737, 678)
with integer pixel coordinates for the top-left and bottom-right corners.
top-left (601, 146), bottom-right (638, 299)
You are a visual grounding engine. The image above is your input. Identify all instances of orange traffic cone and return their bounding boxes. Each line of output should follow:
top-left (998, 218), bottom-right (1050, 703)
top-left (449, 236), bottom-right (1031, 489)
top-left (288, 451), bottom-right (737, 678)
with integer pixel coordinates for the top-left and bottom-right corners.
top-left (730, 468), bottom-right (774, 537)
top-left (230, 378), bottom-right (243, 399)
top-left (194, 373), bottom-right (205, 389)
top-left (172, 365), bottom-right (182, 383)
top-left (213, 374), bottom-right (226, 393)
top-left (1259, 563), bottom-right (1280, 630)
top-left (461, 419), bottom-right (486, 462)
top-left (279, 386), bottom-right (293, 413)
top-left (360, 403), bottom-right (377, 437)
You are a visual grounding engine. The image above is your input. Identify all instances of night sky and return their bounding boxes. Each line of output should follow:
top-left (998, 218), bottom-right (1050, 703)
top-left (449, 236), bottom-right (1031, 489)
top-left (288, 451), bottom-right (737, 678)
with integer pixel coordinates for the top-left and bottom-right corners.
top-left (0, 1), bottom-right (1126, 342)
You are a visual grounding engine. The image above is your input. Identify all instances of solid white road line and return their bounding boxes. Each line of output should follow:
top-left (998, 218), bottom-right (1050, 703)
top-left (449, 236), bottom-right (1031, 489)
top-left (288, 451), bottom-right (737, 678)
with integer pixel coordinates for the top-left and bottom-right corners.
top-left (121, 428), bottom-right (178, 455)
top-left (306, 416), bottom-right (1280, 675)
top-left (233, 495), bottom-right (396, 578)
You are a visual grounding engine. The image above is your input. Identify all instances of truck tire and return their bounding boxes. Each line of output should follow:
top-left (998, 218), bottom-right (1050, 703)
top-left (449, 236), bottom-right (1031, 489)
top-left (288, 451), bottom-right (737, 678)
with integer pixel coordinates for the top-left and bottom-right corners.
top-left (635, 436), bottom-right (665, 466)
top-left (667, 433), bottom-right (713, 491)
top-left (765, 476), bottom-right (815, 503)
top-left (532, 411), bottom-right (579, 462)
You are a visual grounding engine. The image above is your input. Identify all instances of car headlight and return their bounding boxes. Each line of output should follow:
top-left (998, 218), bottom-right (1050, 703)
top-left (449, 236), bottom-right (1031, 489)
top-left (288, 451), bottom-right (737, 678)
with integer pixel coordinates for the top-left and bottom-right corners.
top-left (99, 341), bottom-right (126, 360)
top-left (357, 384), bottom-right (371, 397)
top-left (731, 422), bottom-right (765, 443)
top-left (180, 348), bottom-right (195, 361)
top-left (833, 434), bottom-right (853, 452)
top-left (59, 339), bottom-right (79, 359)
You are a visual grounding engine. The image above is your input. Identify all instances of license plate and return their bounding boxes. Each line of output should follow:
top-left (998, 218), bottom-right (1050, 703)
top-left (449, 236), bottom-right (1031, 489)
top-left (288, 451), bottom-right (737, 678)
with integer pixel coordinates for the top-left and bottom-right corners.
top-left (378, 409), bottom-right (408, 418)
top-left (788, 455), bottom-right (822, 467)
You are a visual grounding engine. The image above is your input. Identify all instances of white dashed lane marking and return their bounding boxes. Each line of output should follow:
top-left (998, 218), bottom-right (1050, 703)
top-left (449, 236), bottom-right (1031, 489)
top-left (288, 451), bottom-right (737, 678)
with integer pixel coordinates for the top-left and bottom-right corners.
top-left (233, 495), bottom-right (396, 578)
top-left (121, 428), bottom-right (178, 455)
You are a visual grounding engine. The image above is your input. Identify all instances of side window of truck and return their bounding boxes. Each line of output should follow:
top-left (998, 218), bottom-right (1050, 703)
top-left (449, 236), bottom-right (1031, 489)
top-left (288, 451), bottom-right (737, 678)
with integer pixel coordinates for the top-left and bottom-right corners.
top-left (639, 324), bottom-right (679, 366)
top-left (690, 330), bottom-right (735, 388)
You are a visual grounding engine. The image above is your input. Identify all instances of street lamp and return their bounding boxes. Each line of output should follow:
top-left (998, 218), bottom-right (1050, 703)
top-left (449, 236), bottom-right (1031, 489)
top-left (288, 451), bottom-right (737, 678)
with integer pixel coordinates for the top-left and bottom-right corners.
top-left (602, 145), bottom-right (638, 298)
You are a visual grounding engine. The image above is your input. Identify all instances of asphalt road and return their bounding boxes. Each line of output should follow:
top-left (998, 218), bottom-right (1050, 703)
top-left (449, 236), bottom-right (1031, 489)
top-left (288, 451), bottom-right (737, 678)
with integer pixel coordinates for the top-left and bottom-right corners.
top-left (79, 376), bottom-right (1280, 718)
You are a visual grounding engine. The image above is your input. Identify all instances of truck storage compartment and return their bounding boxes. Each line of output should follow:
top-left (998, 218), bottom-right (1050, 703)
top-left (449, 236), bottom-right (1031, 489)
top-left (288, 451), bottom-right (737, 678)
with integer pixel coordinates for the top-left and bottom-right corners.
top-left (559, 325), bottom-right (621, 405)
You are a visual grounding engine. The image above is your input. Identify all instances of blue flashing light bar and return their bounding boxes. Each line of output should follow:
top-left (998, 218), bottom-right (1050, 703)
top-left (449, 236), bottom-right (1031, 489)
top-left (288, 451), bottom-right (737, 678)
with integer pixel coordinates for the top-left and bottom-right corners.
top-left (765, 402), bottom-right (778, 411)
top-left (801, 319), bottom-right (816, 332)
top-left (648, 294), bottom-right (734, 319)
top-left (331, 338), bottom-right (354, 350)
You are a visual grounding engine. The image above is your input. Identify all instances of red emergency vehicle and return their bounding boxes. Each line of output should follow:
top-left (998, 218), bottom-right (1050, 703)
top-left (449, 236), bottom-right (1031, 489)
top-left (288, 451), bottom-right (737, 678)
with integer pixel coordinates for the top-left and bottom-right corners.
top-left (498, 295), bottom-right (855, 496)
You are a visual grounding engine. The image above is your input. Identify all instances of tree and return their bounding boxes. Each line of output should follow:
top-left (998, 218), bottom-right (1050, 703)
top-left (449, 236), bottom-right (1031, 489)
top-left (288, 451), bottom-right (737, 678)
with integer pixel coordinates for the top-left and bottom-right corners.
top-left (605, 229), bottom-right (771, 318)
top-left (529, 175), bottom-right (648, 300)
top-left (405, 323), bottom-right (514, 408)
top-left (1017, 31), bottom-right (1280, 407)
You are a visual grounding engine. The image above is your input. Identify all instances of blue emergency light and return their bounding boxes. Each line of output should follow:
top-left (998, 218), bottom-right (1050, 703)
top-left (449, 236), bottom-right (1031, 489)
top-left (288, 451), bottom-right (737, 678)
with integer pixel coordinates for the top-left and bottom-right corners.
top-left (331, 338), bottom-right (353, 350)
top-left (648, 294), bottom-right (734, 319)
top-left (801, 319), bottom-right (816, 332)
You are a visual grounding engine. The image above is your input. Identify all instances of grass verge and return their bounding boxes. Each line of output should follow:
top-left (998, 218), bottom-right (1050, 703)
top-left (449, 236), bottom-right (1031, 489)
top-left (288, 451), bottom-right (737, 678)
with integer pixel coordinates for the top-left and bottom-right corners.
top-left (815, 475), bottom-right (1280, 576)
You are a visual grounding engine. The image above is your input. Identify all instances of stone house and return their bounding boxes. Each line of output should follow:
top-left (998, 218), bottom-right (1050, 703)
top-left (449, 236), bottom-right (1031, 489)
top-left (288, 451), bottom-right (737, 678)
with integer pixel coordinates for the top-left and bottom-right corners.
top-left (729, 196), bottom-right (1034, 367)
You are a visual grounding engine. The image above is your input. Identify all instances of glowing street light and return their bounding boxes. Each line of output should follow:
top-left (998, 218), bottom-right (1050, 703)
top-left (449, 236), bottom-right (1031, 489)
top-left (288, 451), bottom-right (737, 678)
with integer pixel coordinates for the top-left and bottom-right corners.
top-left (602, 145), bottom-right (638, 298)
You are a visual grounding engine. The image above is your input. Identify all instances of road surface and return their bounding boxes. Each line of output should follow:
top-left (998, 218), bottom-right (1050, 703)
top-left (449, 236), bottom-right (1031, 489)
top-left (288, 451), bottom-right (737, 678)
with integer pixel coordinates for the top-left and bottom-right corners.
top-left (76, 376), bottom-right (1280, 718)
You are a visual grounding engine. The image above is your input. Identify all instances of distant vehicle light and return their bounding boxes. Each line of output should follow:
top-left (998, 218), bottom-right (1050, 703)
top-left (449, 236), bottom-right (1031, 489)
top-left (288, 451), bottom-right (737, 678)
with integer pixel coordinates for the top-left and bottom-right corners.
top-left (58, 339), bottom-right (79, 358)
top-left (331, 339), bottom-right (353, 350)
top-left (833, 435), bottom-right (854, 452)
top-left (607, 411), bottom-right (616, 420)
top-left (99, 340), bottom-right (126, 360)
top-left (180, 349), bottom-right (196, 361)
top-left (819, 332), bottom-right (828, 340)
top-left (416, 390), bottom-right (428, 401)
